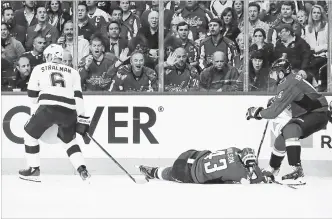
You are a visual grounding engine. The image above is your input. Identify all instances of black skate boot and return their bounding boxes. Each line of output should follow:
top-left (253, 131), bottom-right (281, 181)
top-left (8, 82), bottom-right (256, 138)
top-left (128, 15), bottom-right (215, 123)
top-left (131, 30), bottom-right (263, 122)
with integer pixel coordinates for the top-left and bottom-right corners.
top-left (281, 165), bottom-right (306, 185)
top-left (138, 165), bottom-right (157, 179)
top-left (19, 167), bottom-right (41, 182)
top-left (77, 165), bottom-right (91, 181)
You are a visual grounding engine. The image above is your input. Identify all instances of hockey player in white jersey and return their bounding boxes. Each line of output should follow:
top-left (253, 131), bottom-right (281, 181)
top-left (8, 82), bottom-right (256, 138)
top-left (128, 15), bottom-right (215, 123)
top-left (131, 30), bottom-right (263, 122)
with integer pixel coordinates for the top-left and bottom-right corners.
top-left (19, 44), bottom-right (91, 182)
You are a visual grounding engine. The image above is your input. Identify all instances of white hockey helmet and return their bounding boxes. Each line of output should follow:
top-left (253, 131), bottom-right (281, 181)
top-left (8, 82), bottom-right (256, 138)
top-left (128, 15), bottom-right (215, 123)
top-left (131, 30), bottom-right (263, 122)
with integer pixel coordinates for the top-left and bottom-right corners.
top-left (43, 44), bottom-right (64, 63)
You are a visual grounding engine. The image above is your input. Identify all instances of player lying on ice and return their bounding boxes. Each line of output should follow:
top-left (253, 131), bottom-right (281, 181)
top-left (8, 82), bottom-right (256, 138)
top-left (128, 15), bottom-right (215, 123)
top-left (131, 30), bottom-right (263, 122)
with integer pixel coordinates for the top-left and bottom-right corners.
top-left (246, 57), bottom-right (332, 186)
top-left (138, 147), bottom-right (274, 184)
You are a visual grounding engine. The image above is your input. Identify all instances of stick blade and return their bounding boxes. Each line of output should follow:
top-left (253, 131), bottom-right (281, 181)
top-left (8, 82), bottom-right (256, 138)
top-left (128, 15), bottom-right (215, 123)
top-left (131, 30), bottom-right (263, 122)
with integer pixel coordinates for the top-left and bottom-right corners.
top-left (134, 175), bottom-right (149, 184)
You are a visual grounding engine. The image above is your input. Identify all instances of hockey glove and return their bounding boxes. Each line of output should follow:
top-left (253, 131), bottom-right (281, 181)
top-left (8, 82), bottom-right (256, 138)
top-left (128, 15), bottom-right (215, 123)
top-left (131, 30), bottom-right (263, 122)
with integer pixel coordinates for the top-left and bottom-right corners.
top-left (261, 170), bottom-right (275, 183)
top-left (76, 116), bottom-right (91, 137)
top-left (239, 148), bottom-right (257, 167)
top-left (246, 107), bottom-right (263, 120)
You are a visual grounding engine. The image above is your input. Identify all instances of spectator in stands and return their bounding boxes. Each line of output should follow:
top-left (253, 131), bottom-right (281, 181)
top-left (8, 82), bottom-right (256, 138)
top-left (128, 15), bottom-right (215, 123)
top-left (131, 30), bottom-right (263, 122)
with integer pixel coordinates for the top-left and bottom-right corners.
top-left (136, 11), bottom-right (160, 69)
top-left (199, 18), bottom-right (239, 71)
top-left (78, 33), bottom-right (118, 91)
top-left (268, 1), bottom-right (302, 46)
top-left (119, 0), bottom-right (141, 38)
top-left (200, 51), bottom-right (240, 92)
top-left (1, 23), bottom-right (25, 65)
top-left (261, 0), bottom-right (281, 26)
top-left (25, 6), bottom-right (59, 51)
top-left (57, 20), bottom-right (90, 62)
top-left (304, 4), bottom-right (328, 87)
top-left (177, 0), bottom-right (213, 40)
top-left (274, 23), bottom-right (312, 82)
top-left (108, 51), bottom-right (158, 92)
top-left (249, 28), bottom-right (274, 66)
top-left (14, 0), bottom-right (38, 30)
top-left (297, 9), bottom-right (308, 28)
top-left (176, 21), bottom-right (198, 67)
top-left (47, 0), bottom-right (71, 33)
top-left (158, 47), bottom-right (199, 92)
top-left (129, 1), bottom-right (147, 17)
top-left (220, 7), bottom-right (241, 42)
top-left (235, 33), bottom-right (244, 74)
top-left (2, 7), bottom-right (26, 46)
top-left (62, 49), bottom-right (73, 67)
top-left (141, 0), bottom-right (173, 30)
top-left (86, 0), bottom-right (110, 23)
top-left (78, 2), bottom-right (96, 40)
top-left (247, 50), bottom-right (272, 91)
top-left (210, 0), bottom-right (233, 18)
top-left (232, 0), bottom-right (244, 30)
top-left (22, 35), bottom-right (46, 70)
top-left (248, 2), bottom-right (270, 43)
top-left (14, 56), bottom-right (31, 91)
top-left (105, 20), bottom-right (129, 59)
top-left (110, 7), bottom-right (133, 41)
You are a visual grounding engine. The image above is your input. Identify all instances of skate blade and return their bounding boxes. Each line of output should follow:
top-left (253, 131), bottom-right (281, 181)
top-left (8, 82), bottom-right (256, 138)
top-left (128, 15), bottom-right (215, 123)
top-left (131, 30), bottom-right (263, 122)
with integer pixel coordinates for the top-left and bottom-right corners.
top-left (19, 175), bottom-right (41, 182)
top-left (280, 178), bottom-right (306, 186)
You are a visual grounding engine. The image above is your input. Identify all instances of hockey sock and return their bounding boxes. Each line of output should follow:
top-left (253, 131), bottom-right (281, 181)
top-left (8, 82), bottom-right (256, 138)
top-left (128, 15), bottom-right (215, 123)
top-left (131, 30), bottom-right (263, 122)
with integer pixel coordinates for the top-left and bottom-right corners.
top-left (25, 144), bottom-right (40, 168)
top-left (66, 144), bottom-right (85, 171)
top-left (269, 153), bottom-right (284, 169)
top-left (286, 146), bottom-right (301, 166)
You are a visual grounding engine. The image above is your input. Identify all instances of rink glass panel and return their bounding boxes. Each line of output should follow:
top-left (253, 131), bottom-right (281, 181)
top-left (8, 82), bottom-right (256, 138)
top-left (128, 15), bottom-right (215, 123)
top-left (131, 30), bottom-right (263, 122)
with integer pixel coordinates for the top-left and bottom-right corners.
top-left (2, 0), bottom-right (332, 94)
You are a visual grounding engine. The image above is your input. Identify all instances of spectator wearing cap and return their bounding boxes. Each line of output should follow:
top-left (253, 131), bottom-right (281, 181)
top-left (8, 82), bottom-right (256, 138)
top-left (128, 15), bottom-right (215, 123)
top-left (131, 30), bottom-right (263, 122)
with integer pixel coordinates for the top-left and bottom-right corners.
top-left (268, 1), bottom-right (302, 46)
top-left (47, 0), bottom-right (71, 33)
top-left (248, 2), bottom-right (270, 44)
top-left (176, 0), bottom-right (213, 41)
top-left (220, 7), bottom-right (241, 42)
top-left (274, 23), bottom-right (312, 83)
top-left (199, 18), bottom-right (240, 71)
top-left (1, 23), bottom-right (25, 67)
top-left (25, 6), bottom-right (60, 51)
top-left (249, 28), bottom-right (274, 66)
top-left (13, 0), bottom-right (38, 30)
top-left (77, 2), bottom-right (97, 41)
top-left (2, 7), bottom-right (27, 46)
top-left (22, 35), bottom-right (46, 71)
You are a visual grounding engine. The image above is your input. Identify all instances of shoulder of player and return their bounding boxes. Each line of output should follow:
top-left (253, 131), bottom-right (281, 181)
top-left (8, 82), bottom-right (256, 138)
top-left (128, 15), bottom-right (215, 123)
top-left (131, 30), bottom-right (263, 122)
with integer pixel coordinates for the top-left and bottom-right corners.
top-left (277, 74), bottom-right (301, 90)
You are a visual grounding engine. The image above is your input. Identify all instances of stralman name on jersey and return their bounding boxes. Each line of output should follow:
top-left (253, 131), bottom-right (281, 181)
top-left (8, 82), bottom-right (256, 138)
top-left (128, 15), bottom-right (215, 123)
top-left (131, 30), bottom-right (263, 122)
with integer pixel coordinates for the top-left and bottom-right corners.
top-left (40, 64), bottom-right (72, 74)
top-left (27, 62), bottom-right (85, 116)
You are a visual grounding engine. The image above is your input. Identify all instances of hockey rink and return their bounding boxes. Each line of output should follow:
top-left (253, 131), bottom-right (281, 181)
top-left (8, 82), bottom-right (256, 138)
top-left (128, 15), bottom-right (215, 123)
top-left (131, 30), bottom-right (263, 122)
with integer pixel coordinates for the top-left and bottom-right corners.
top-left (2, 175), bottom-right (332, 218)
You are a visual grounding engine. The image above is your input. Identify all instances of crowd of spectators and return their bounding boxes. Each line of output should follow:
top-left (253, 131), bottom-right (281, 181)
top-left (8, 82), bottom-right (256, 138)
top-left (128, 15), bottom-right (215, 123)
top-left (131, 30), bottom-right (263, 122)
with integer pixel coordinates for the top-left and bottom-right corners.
top-left (1, 0), bottom-right (330, 92)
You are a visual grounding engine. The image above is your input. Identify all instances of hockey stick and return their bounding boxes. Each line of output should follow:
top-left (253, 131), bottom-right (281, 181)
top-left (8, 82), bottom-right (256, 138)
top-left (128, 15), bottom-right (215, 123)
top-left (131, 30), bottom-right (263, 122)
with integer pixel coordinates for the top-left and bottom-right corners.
top-left (256, 121), bottom-right (269, 164)
top-left (86, 133), bottom-right (148, 184)
top-left (271, 179), bottom-right (298, 190)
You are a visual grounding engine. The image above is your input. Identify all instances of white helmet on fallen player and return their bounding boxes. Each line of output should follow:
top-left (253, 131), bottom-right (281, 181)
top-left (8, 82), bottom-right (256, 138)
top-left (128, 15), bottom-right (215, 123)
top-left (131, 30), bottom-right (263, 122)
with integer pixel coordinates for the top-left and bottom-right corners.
top-left (43, 44), bottom-right (64, 63)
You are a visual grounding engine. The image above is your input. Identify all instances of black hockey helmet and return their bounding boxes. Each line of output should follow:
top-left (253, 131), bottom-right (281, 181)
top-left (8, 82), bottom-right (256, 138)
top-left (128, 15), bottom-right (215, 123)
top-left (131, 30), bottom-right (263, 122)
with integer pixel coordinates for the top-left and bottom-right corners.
top-left (270, 55), bottom-right (292, 82)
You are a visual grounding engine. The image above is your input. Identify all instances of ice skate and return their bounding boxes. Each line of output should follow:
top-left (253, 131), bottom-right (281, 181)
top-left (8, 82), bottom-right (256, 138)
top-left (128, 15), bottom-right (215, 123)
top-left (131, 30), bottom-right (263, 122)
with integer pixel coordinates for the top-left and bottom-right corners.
top-left (281, 165), bottom-right (306, 185)
top-left (19, 167), bottom-right (41, 182)
top-left (138, 165), bottom-right (157, 179)
top-left (77, 165), bottom-right (91, 181)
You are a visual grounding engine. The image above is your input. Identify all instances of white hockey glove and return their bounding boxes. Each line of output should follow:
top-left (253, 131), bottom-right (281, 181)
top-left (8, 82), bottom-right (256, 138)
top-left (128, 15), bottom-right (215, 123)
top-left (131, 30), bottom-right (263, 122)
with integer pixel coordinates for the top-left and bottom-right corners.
top-left (76, 116), bottom-right (91, 137)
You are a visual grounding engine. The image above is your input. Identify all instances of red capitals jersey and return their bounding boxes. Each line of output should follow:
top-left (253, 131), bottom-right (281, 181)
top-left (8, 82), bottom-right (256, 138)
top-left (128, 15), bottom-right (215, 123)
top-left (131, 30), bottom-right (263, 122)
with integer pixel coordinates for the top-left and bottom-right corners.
top-left (191, 147), bottom-right (249, 184)
top-left (109, 64), bottom-right (158, 92)
top-left (260, 73), bottom-right (329, 119)
top-left (163, 64), bottom-right (199, 92)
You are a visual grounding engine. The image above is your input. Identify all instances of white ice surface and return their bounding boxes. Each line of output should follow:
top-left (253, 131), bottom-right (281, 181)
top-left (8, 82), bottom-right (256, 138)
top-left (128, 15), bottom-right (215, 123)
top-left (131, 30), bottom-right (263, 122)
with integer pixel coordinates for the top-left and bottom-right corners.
top-left (2, 175), bottom-right (332, 218)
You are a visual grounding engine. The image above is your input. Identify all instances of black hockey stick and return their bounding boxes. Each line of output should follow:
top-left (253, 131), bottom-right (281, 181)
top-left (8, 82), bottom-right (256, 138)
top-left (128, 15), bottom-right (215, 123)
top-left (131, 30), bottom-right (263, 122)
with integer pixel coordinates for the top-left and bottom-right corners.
top-left (256, 121), bottom-right (269, 165)
top-left (87, 133), bottom-right (148, 184)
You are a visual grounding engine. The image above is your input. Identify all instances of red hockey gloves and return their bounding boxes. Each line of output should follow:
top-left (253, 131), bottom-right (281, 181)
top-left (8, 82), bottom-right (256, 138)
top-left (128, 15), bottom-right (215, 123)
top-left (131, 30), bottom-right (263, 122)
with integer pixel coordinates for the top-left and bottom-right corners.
top-left (261, 169), bottom-right (275, 183)
top-left (76, 116), bottom-right (91, 137)
top-left (246, 107), bottom-right (263, 120)
top-left (239, 148), bottom-right (257, 167)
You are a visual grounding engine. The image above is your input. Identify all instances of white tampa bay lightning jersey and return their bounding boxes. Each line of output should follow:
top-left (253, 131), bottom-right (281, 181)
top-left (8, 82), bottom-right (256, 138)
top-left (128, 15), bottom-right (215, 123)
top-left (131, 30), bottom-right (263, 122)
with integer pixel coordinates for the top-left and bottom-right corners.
top-left (27, 62), bottom-right (85, 116)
